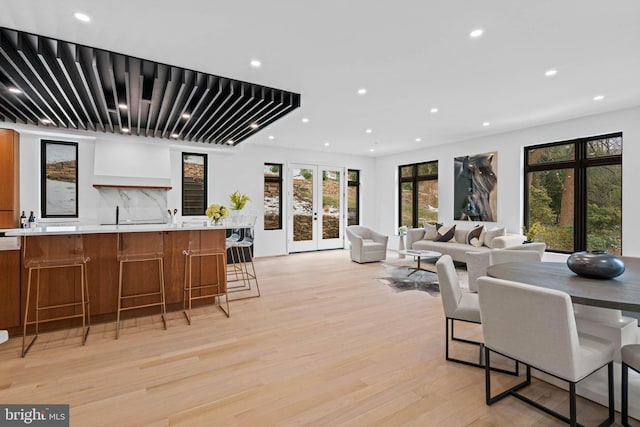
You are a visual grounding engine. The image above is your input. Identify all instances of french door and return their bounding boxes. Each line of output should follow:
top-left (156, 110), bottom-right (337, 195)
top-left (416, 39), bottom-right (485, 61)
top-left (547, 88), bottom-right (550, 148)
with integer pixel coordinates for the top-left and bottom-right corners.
top-left (287, 164), bottom-right (345, 252)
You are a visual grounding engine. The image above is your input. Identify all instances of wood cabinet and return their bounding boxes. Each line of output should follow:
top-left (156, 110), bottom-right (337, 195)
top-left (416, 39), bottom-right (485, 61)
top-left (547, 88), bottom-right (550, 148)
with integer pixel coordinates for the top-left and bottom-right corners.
top-left (3, 229), bottom-right (227, 333)
top-left (0, 250), bottom-right (21, 328)
top-left (0, 129), bottom-right (20, 228)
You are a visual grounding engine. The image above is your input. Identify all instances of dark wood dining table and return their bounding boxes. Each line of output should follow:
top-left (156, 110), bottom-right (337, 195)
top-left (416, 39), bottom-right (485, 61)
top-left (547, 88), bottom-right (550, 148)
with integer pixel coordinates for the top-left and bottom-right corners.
top-left (486, 257), bottom-right (640, 312)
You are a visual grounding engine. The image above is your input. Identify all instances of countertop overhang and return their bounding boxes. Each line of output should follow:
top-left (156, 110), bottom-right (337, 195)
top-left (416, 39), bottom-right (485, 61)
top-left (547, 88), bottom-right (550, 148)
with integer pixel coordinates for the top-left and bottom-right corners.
top-left (2, 222), bottom-right (250, 236)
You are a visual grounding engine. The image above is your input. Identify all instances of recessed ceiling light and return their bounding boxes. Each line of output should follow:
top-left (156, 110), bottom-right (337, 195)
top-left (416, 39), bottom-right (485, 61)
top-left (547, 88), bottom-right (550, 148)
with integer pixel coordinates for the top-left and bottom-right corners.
top-left (73, 12), bottom-right (91, 22)
top-left (9, 87), bottom-right (22, 94)
top-left (365, 129), bottom-right (372, 134)
top-left (324, 142), bottom-right (330, 147)
top-left (40, 118), bottom-right (51, 124)
top-left (357, 88), bottom-right (367, 95)
top-left (118, 103), bottom-right (128, 110)
top-left (415, 138), bottom-right (422, 142)
top-left (250, 123), bottom-right (259, 129)
top-left (544, 69), bottom-right (558, 77)
top-left (121, 127), bottom-right (130, 133)
top-left (301, 117), bottom-right (309, 123)
top-left (268, 135), bottom-right (275, 140)
top-left (482, 122), bottom-right (491, 127)
top-left (593, 95), bottom-right (605, 101)
top-left (369, 148), bottom-right (375, 152)
top-left (469, 28), bottom-right (484, 38)
top-left (250, 59), bottom-right (261, 68)
top-left (430, 107), bottom-right (439, 113)
top-left (227, 140), bottom-right (234, 145)
top-left (171, 133), bottom-right (179, 138)
top-left (181, 113), bottom-right (191, 119)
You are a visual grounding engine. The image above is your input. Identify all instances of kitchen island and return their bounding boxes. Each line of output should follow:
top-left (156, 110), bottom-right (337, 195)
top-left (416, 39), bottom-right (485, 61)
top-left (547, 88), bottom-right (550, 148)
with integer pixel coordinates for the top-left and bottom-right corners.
top-left (0, 223), bottom-right (247, 335)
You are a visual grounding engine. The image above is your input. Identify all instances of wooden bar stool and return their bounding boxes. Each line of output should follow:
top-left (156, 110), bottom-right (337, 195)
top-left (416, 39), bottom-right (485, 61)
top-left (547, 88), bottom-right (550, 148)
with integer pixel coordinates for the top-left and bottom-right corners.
top-left (116, 231), bottom-right (167, 338)
top-left (22, 234), bottom-right (91, 357)
top-left (183, 230), bottom-right (229, 324)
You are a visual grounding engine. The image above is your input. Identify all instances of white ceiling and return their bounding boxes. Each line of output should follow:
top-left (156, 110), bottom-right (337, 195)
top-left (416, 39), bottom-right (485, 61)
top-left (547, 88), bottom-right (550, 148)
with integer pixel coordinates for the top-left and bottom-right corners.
top-left (1, 0), bottom-right (639, 156)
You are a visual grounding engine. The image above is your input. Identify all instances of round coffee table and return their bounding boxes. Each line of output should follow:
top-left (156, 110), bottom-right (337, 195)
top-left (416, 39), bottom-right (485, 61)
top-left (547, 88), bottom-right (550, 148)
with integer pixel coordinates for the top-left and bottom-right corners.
top-left (398, 249), bottom-right (442, 275)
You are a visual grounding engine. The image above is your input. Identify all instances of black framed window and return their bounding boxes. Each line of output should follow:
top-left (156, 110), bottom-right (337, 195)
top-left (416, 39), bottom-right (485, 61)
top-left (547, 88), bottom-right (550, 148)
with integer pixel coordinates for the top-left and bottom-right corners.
top-left (347, 169), bottom-right (360, 226)
top-left (41, 140), bottom-right (78, 218)
top-left (398, 161), bottom-right (438, 228)
top-left (182, 153), bottom-right (207, 216)
top-left (264, 163), bottom-right (282, 230)
top-left (524, 132), bottom-right (622, 254)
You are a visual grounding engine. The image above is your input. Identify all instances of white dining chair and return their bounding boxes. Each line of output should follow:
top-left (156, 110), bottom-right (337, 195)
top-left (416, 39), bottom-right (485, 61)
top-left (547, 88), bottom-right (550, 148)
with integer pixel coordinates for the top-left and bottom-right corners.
top-left (435, 255), bottom-right (516, 375)
top-left (477, 276), bottom-right (615, 427)
top-left (466, 244), bottom-right (545, 292)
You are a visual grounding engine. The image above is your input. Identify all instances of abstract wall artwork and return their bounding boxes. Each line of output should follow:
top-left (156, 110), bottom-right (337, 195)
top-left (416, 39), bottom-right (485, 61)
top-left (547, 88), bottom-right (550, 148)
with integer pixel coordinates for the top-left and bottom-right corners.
top-left (453, 152), bottom-right (497, 221)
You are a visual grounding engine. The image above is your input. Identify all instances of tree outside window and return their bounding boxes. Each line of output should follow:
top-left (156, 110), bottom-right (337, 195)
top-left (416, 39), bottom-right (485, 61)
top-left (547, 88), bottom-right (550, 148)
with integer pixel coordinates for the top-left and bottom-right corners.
top-left (524, 133), bottom-right (622, 254)
top-left (398, 161), bottom-right (438, 228)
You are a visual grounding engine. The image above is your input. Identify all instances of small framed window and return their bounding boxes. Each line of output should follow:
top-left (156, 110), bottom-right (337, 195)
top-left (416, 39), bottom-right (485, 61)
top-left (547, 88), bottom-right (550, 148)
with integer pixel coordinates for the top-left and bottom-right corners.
top-left (264, 163), bottom-right (283, 230)
top-left (182, 153), bottom-right (207, 215)
top-left (398, 161), bottom-right (438, 228)
top-left (41, 140), bottom-right (78, 218)
top-left (347, 169), bottom-right (360, 226)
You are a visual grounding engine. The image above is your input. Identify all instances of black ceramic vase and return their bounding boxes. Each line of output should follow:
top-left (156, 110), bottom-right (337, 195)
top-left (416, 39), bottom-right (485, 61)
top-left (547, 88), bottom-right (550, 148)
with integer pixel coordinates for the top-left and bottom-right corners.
top-left (566, 250), bottom-right (625, 279)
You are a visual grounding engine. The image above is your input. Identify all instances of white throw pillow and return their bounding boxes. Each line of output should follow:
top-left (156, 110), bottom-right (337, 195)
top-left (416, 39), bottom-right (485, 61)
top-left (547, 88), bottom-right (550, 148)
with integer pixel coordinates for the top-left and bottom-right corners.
top-left (423, 223), bottom-right (439, 240)
top-left (483, 227), bottom-right (506, 248)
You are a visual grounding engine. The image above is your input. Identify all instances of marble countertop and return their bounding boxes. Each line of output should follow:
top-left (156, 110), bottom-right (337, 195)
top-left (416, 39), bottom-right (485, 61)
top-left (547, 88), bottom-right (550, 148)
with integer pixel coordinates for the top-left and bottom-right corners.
top-left (1, 222), bottom-right (251, 237)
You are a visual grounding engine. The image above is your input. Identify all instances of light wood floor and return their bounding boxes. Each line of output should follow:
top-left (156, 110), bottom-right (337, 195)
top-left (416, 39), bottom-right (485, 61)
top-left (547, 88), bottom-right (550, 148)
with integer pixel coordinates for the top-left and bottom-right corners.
top-left (0, 250), bottom-right (627, 426)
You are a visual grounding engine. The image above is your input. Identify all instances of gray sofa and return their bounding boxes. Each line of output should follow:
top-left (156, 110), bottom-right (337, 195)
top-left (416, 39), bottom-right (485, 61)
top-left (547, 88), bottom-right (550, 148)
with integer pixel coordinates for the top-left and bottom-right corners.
top-left (406, 225), bottom-right (525, 263)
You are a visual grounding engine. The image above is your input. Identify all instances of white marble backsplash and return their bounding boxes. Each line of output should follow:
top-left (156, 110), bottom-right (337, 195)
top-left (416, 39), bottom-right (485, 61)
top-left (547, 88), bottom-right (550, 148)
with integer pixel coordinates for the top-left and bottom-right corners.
top-left (97, 187), bottom-right (168, 225)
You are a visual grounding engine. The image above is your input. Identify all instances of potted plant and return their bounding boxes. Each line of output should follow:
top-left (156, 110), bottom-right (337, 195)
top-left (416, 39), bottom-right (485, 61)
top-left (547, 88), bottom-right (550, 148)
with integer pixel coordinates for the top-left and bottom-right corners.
top-left (229, 191), bottom-right (251, 211)
top-left (206, 203), bottom-right (229, 225)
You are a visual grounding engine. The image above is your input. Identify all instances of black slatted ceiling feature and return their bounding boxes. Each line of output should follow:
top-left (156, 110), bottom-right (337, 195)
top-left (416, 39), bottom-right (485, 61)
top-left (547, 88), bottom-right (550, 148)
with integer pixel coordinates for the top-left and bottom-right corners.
top-left (0, 27), bottom-right (300, 144)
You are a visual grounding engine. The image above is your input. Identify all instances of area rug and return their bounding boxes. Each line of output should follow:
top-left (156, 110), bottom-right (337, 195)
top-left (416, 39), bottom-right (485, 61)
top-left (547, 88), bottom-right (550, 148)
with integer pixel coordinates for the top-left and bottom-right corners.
top-left (378, 264), bottom-right (440, 295)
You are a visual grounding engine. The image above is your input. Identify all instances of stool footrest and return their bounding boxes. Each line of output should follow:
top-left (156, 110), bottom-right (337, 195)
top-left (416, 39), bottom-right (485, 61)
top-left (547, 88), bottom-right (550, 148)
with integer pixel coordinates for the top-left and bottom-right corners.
top-left (120, 291), bottom-right (163, 300)
top-left (119, 301), bottom-right (166, 311)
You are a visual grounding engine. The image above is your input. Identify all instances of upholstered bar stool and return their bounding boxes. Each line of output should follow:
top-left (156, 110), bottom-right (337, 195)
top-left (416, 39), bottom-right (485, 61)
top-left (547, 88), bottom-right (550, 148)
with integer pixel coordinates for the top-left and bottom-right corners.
top-left (116, 231), bottom-right (167, 338)
top-left (622, 344), bottom-right (640, 426)
top-left (22, 234), bottom-right (91, 357)
top-left (227, 213), bottom-right (261, 299)
top-left (183, 230), bottom-right (229, 324)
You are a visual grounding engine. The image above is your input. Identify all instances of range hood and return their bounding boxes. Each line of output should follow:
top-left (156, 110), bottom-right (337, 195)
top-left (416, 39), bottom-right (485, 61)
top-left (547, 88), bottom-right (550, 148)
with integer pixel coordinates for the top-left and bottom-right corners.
top-left (93, 139), bottom-right (171, 187)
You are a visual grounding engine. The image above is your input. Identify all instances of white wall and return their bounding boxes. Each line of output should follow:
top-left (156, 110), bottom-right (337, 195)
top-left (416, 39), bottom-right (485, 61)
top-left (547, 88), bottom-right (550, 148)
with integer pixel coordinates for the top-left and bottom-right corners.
top-left (374, 106), bottom-right (640, 256)
top-left (7, 123), bottom-right (375, 257)
top-left (6, 105), bottom-right (639, 257)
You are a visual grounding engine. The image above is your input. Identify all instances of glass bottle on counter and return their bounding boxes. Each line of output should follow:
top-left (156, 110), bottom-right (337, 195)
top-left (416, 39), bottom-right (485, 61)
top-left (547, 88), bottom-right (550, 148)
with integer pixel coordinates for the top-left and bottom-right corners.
top-left (20, 211), bottom-right (27, 228)
top-left (28, 211), bottom-right (36, 228)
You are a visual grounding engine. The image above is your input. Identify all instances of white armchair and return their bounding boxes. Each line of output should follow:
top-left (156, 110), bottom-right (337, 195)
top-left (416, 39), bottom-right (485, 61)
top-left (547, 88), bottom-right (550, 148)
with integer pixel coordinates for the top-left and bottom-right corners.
top-left (345, 225), bottom-right (388, 263)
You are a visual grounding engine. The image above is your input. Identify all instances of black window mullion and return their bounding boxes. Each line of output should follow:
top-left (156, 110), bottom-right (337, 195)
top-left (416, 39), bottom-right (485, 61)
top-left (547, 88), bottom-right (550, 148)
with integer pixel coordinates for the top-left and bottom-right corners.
top-left (575, 142), bottom-right (587, 251)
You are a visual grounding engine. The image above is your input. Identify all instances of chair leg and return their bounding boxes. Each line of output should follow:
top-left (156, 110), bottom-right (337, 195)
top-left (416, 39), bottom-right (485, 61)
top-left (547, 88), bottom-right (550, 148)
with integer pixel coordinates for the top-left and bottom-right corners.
top-left (116, 261), bottom-right (124, 339)
top-left (159, 258), bottom-right (167, 330)
top-left (569, 382), bottom-right (576, 427)
top-left (607, 362), bottom-right (615, 426)
top-left (21, 268), bottom-right (36, 357)
top-left (84, 262), bottom-right (91, 340)
top-left (446, 318), bottom-right (517, 375)
top-left (622, 362), bottom-right (630, 427)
